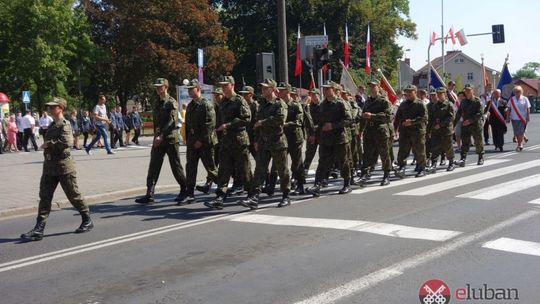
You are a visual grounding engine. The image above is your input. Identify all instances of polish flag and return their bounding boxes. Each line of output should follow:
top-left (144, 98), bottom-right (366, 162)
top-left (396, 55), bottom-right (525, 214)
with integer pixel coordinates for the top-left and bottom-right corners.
top-left (344, 24), bottom-right (350, 69)
top-left (444, 27), bottom-right (456, 44)
top-left (365, 25), bottom-right (371, 75)
top-left (455, 29), bottom-right (468, 46)
top-left (309, 72), bottom-right (316, 89)
top-left (379, 72), bottom-right (397, 104)
top-left (294, 25), bottom-right (302, 77)
top-left (322, 24), bottom-right (328, 75)
top-left (431, 31), bottom-right (437, 45)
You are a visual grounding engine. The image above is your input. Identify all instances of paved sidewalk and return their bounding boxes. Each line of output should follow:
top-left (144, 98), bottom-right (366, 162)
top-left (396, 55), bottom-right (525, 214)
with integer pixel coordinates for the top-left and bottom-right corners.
top-left (0, 137), bottom-right (206, 218)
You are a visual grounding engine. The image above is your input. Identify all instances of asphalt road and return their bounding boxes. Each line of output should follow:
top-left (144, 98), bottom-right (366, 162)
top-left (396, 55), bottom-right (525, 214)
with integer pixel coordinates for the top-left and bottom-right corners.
top-left (1, 117), bottom-right (539, 304)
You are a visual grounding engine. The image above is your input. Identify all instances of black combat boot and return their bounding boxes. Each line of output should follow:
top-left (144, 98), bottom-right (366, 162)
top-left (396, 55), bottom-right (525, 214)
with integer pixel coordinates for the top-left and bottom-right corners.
top-left (263, 172), bottom-right (278, 196)
top-left (415, 167), bottom-right (426, 178)
top-left (380, 171), bottom-right (390, 186)
top-left (177, 189), bottom-right (196, 206)
top-left (175, 188), bottom-right (188, 203)
top-left (204, 195), bottom-right (225, 210)
top-left (135, 187), bottom-right (155, 205)
top-left (339, 179), bottom-right (352, 194)
top-left (292, 180), bottom-right (305, 195)
top-left (277, 191), bottom-right (291, 208)
top-left (306, 183), bottom-right (321, 198)
top-left (446, 159), bottom-right (455, 171)
top-left (456, 154), bottom-right (466, 167)
top-left (195, 181), bottom-right (213, 194)
top-left (21, 218), bottom-right (46, 241)
top-left (75, 211), bottom-right (94, 233)
top-left (395, 166), bottom-right (406, 179)
top-left (429, 158), bottom-right (438, 174)
top-left (439, 155), bottom-right (447, 166)
top-left (477, 154), bottom-right (484, 165)
top-left (238, 194), bottom-right (258, 210)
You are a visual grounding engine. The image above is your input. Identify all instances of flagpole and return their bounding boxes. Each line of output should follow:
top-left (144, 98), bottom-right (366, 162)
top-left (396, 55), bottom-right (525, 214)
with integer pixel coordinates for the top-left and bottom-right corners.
top-left (481, 54), bottom-right (485, 94)
top-left (441, 0), bottom-right (446, 78)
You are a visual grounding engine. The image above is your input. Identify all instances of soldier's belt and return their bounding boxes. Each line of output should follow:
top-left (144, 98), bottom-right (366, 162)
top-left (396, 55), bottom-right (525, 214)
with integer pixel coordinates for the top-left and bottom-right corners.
top-left (367, 121), bottom-right (385, 127)
top-left (45, 151), bottom-right (71, 161)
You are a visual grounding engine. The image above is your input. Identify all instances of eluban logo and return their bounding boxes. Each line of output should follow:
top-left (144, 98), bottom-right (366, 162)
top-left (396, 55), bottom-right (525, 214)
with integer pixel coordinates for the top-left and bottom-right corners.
top-left (419, 279), bottom-right (451, 304)
top-left (455, 284), bottom-right (519, 301)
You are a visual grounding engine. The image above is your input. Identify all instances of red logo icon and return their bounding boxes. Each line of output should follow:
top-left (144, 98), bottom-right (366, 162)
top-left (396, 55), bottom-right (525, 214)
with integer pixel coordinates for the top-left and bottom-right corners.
top-left (419, 279), bottom-right (451, 304)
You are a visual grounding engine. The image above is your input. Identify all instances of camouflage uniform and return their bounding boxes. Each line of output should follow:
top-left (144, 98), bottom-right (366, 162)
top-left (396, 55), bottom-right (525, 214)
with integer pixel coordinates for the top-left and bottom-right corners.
top-left (348, 97), bottom-right (362, 171)
top-left (284, 96), bottom-right (306, 188)
top-left (428, 97), bottom-right (455, 170)
top-left (303, 96), bottom-right (321, 171)
top-left (454, 86), bottom-right (484, 165)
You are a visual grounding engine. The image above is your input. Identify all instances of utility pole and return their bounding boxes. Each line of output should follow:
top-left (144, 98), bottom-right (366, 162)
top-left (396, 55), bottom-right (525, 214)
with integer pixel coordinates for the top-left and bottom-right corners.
top-left (277, 0), bottom-right (288, 83)
top-left (441, 0), bottom-right (445, 79)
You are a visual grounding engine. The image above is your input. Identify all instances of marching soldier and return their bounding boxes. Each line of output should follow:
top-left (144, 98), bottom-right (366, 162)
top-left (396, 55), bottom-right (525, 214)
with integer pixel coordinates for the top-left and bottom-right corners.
top-left (240, 79), bottom-right (291, 209)
top-left (428, 87), bottom-right (456, 172)
top-left (239, 85), bottom-right (259, 159)
top-left (394, 85), bottom-right (429, 178)
top-left (303, 88), bottom-right (321, 172)
top-left (342, 89), bottom-right (362, 179)
top-left (454, 84), bottom-right (485, 166)
top-left (358, 81), bottom-right (393, 186)
top-left (278, 82), bottom-right (306, 195)
top-left (21, 97), bottom-right (93, 241)
top-left (307, 81), bottom-right (352, 197)
top-left (135, 78), bottom-right (188, 205)
top-left (182, 79), bottom-right (219, 204)
top-left (204, 76), bottom-right (254, 210)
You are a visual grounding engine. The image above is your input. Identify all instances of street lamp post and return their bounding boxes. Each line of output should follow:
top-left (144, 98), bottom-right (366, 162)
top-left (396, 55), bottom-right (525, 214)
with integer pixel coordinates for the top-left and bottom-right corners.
top-left (277, 0), bottom-right (288, 83)
top-left (492, 70), bottom-right (497, 88)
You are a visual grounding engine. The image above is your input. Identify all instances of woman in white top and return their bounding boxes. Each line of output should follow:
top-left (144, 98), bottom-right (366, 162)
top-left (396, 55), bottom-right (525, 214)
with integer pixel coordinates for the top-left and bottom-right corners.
top-left (506, 86), bottom-right (531, 151)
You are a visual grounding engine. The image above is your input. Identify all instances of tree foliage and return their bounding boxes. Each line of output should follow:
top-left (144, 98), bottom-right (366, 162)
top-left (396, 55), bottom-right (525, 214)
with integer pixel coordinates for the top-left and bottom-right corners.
top-left (512, 62), bottom-right (540, 79)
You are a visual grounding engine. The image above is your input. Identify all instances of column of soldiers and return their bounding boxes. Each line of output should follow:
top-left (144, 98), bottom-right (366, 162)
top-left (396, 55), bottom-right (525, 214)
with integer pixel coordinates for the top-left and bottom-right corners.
top-left (134, 76), bottom-right (488, 212)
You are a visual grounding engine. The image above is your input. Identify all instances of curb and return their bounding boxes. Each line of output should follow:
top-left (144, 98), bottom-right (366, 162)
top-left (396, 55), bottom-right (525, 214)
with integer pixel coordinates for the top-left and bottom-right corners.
top-left (0, 184), bottom-right (180, 220)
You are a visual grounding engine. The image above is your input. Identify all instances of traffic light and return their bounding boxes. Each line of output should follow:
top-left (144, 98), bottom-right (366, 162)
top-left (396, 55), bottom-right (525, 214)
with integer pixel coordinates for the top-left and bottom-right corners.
top-left (313, 47), bottom-right (333, 71)
top-left (492, 24), bottom-right (505, 44)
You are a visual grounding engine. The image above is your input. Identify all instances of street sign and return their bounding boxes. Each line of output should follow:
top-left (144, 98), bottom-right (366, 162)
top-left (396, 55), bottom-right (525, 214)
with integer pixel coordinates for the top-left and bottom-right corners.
top-left (304, 35), bottom-right (328, 46)
top-left (22, 91), bottom-right (30, 104)
top-left (492, 24), bottom-right (505, 44)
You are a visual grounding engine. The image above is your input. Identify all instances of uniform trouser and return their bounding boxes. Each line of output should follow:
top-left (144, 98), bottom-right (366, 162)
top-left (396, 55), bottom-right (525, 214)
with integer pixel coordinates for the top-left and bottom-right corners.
top-left (186, 145), bottom-right (218, 195)
top-left (146, 142), bottom-right (187, 193)
top-left (350, 133), bottom-right (359, 169)
top-left (82, 131), bottom-right (90, 147)
top-left (483, 119), bottom-right (490, 143)
top-left (425, 134), bottom-right (432, 160)
top-left (216, 145), bottom-right (253, 197)
top-left (288, 141), bottom-right (305, 183)
top-left (491, 122), bottom-right (506, 148)
top-left (23, 128), bottom-right (38, 151)
top-left (132, 128), bottom-right (141, 143)
top-left (362, 130), bottom-right (392, 172)
top-left (38, 173), bottom-right (88, 221)
top-left (252, 148), bottom-right (290, 196)
top-left (461, 124), bottom-right (484, 156)
top-left (111, 128), bottom-right (123, 147)
top-left (315, 143), bottom-right (350, 183)
top-left (397, 130), bottom-right (427, 168)
top-left (304, 140), bottom-right (318, 171)
top-left (430, 134), bottom-right (455, 161)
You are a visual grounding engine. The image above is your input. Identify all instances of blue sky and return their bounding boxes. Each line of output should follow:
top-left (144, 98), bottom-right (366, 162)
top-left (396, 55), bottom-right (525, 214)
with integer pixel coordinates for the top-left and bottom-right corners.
top-left (396, 0), bottom-right (539, 73)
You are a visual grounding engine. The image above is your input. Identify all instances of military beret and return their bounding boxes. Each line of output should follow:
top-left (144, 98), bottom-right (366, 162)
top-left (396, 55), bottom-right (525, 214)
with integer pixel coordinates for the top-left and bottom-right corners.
top-left (404, 84), bottom-right (417, 92)
top-left (464, 83), bottom-right (474, 90)
top-left (153, 78), bottom-right (169, 87)
top-left (185, 79), bottom-right (201, 89)
top-left (239, 86), bottom-right (255, 94)
top-left (218, 75), bottom-right (235, 84)
top-left (45, 97), bottom-right (67, 109)
top-left (436, 87), bottom-right (447, 93)
top-left (260, 79), bottom-right (277, 88)
top-left (277, 82), bottom-right (292, 90)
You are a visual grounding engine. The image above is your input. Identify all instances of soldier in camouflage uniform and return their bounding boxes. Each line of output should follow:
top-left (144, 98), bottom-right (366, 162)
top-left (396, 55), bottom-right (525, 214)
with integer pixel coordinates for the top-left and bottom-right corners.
top-left (303, 89), bottom-right (321, 172)
top-left (135, 78), bottom-right (188, 205)
top-left (181, 79), bottom-right (219, 204)
top-left (278, 82), bottom-right (306, 195)
top-left (394, 85), bottom-right (429, 178)
top-left (204, 76), bottom-right (254, 210)
top-left (240, 79), bottom-right (291, 209)
top-left (454, 84), bottom-right (485, 167)
top-left (428, 87), bottom-right (456, 172)
top-left (21, 97), bottom-right (93, 242)
top-left (307, 81), bottom-right (353, 197)
top-left (240, 85), bottom-right (259, 159)
top-left (359, 81), bottom-right (393, 186)
top-left (341, 89), bottom-right (362, 180)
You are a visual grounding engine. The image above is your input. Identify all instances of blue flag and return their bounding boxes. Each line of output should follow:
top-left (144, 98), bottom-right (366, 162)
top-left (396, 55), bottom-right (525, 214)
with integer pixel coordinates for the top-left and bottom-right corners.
top-left (497, 63), bottom-right (513, 100)
top-left (429, 65), bottom-right (445, 90)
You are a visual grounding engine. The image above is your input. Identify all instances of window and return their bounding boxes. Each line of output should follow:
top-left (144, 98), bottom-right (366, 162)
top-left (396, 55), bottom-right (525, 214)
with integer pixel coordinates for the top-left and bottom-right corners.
top-left (467, 72), bottom-right (474, 80)
top-left (454, 58), bottom-right (464, 63)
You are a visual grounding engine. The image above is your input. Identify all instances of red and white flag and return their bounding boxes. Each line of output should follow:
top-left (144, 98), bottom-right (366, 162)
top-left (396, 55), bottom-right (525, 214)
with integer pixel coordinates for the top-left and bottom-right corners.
top-left (483, 64), bottom-right (491, 87)
top-left (294, 25), bottom-right (302, 77)
top-left (444, 27), bottom-right (456, 44)
top-left (344, 24), bottom-right (350, 69)
top-left (322, 24), bottom-right (328, 75)
top-left (309, 72), bottom-right (316, 90)
top-left (430, 31), bottom-right (437, 45)
top-left (379, 73), bottom-right (397, 104)
top-left (455, 29), bottom-right (468, 46)
top-left (365, 25), bottom-right (371, 75)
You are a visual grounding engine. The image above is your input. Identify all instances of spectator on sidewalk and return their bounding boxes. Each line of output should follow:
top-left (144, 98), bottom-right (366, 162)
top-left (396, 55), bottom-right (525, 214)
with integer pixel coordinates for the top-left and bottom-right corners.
top-left (69, 109), bottom-right (82, 150)
top-left (130, 106), bottom-right (142, 145)
top-left (123, 109), bottom-right (133, 145)
top-left (85, 95), bottom-right (114, 155)
top-left (488, 89), bottom-right (507, 152)
top-left (1, 113), bottom-right (8, 153)
top-left (507, 85), bottom-right (531, 152)
top-left (15, 111), bottom-right (24, 151)
top-left (81, 110), bottom-right (92, 148)
top-left (7, 114), bottom-right (19, 152)
top-left (21, 110), bottom-right (39, 152)
top-left (38, 111), bottom-right (53, 142)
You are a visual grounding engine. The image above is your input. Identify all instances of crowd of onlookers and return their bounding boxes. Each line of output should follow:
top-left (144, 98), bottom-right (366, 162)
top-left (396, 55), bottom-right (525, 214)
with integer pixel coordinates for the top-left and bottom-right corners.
top-left (0, 105), bottom-right (143, 154)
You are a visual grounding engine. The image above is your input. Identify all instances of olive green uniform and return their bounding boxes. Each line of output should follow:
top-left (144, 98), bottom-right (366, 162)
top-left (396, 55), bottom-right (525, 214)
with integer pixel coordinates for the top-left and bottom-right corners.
top-left (185, 96), bottom-right (219, 196)
top-left (215, 94), bottom-right (253, 197)
top-left (145, 93), bottom-right (187, 195)
top-left (251, 97), bottom-right (290, 195)
top-left (428, 100), bottom-right (455, 161)
top-left (454, 96), bottom-right (484, 157)
top-left (303, 102), bottom-right (320, 171)
top-left (395, 98), bottom-right (428, 168)
top-left (38, 119), bottom-right (89, 221)
top-left (348, 98), bottom-right (362, 170)
top-left (248, 100), bottom-right (259, 158)
top-left (284, 98), bottom-right (305, 184)
top-left (361, 95), bottom-right (393, 172)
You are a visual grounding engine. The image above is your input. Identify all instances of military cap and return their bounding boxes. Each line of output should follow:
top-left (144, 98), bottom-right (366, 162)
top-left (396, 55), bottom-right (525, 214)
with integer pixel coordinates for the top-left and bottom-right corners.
top-left (239, 86), bottom-right (255, 94)
top-left (153, 78), bottom-right (169, 87)
top-left (185, 79), bottom-right (201, 89)
top-left (218, 75), bottom-right (235, 84)
top-left (368, 80), bottom-right (379, 86)
top-left (403, 84), bottom-right (417, 92)
top-left (309, 88), bottom-right (320, 94)
top-left (290, 87), bottom-right (298, 94)
top-left (429, 89), bottom-right (437, 95)
top-left (322, 80), bottom-right (339, 89)
top-left (45, 97), bottom-right (67, 109)
top-left (212, 87), bottom-right (223, 95)
top-left (436, 87), bottom-right (447, 93)
top-left (277, 82), bottom-right (292, 90)
top-left (448, 80), bottom-right (456, 85)
top-left (419, 89), bottom-right (427, 94)
top-left (260, 79), bottom-right (277, 88)
top-left (464, 83), bottom-right (475, 90)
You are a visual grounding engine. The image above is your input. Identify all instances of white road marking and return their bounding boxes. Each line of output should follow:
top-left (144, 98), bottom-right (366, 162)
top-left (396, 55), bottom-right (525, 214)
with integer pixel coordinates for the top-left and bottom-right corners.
top-left (527, 198), bottom-right (540, 205)
top-left (230, 214), bottom-right (462, 241)
top-left (489, 152), bottom-right (517, 158)
top-left (482, 237), bottom-right (540, 257)
top-left (293, 210), bottom-right (539, 304)
top-left (457, 173), bottom-right (540, 200)
top-left (351, 159), bottom-right (510, 194)
top-left (395, 159), bottom-right (540, 196)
